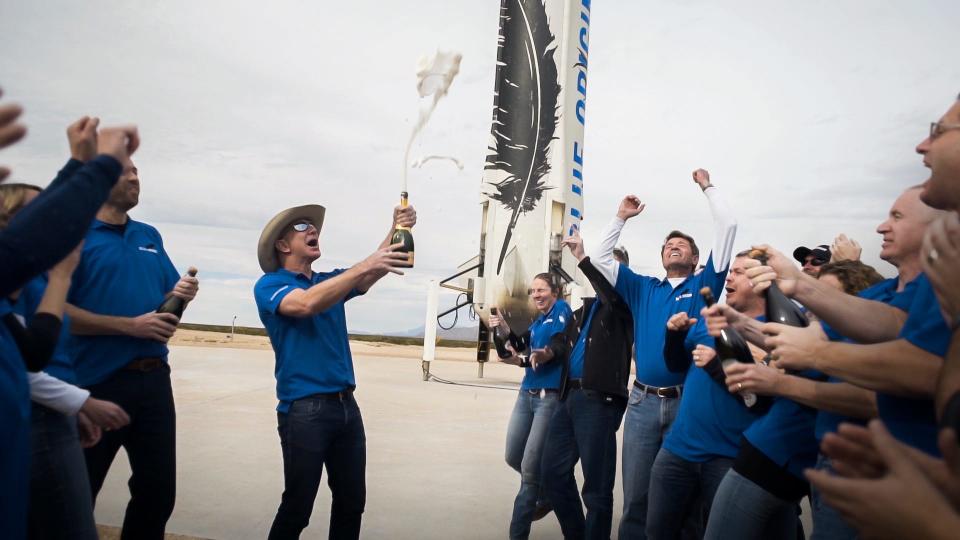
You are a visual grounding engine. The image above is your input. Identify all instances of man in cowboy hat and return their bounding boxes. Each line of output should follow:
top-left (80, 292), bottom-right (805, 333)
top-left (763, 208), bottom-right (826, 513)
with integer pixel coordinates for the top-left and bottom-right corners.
top-left (254, 201), bottom-right (416, 540)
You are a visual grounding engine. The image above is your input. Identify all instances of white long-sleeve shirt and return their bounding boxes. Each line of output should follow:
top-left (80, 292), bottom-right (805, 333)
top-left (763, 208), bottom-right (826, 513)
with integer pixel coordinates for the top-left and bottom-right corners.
top-left (591, 186), bottom-right (738, 285)
top-left (29, 371), bottom-right (89, 416)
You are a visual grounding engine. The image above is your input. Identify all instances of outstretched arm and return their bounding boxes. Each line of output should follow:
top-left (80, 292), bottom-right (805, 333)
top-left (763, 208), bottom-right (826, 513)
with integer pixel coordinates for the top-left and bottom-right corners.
top-left (356, 204), bottom-right (417, 292)
top-left (744, 246), bottom-right (907, 342)
top-left (590, 195), bottom-right (645, 285)
top-left (696, 169), bottom-right (738, 273)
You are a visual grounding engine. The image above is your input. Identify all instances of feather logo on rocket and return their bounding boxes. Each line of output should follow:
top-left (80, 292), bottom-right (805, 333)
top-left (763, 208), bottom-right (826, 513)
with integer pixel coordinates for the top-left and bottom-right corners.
top-left (484, 0), bottom-right (562, 274)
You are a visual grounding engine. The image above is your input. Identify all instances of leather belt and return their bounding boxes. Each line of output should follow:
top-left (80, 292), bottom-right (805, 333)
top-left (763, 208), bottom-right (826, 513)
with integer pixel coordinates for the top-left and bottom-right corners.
top-left (124, 357), bottom-right (164, 372)
top-left (308, 389), bottom-right (355, 401)
top-left (633, 380), bottom-right (682, 399)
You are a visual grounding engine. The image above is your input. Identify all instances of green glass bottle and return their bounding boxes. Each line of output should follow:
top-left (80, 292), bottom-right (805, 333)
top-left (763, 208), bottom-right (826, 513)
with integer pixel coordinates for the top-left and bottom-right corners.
top-left (391, 191), bottom-right (414, 268)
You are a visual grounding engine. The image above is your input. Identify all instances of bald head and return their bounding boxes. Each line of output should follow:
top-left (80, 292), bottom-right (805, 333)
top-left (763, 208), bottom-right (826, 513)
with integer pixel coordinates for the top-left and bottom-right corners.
top-left (875, 186), bottom-right (944, 267)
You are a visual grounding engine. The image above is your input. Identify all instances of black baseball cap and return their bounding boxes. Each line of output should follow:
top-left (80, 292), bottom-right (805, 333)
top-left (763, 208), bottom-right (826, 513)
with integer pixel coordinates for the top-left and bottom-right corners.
top-left (793, 244), bottom-right (830, 265)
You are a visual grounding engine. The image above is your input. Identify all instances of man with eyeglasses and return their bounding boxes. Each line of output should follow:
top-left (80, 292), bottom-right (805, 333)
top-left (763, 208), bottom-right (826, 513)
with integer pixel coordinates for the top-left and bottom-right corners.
top-left (920, 96), bottom-right (960, 431)
top-left (792, 244), bottom-right (831, 277)
top-left (762, 94), bottom-right (960, 540)
top-left (254, 202), bottom-right (415, 540)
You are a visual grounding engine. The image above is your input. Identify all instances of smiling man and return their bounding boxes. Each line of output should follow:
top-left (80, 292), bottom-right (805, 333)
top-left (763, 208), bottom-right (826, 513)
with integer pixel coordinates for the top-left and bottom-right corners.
top-left (590, 168), bottom-right (738, 539)
top-left (647, 251), bottom-right (766, 540)
top-left (254, 201), bottom-right (414, 540)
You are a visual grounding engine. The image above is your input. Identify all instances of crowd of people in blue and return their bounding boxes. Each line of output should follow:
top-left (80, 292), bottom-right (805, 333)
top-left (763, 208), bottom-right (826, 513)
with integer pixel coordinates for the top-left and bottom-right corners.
top-left (1, 83), bottom-right (960, 540)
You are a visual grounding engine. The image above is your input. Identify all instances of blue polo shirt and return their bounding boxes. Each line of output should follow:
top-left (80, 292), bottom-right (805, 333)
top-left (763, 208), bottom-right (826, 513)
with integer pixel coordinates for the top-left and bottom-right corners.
top-left (13, 275), bottom-right (77, 384)
top-left (664, 317), bottom-right (762, 462)
top-left (743, 373), bottom-right (821, 479)
top-left (255, 268), bottom-right (364, 413)
top-left (877, 273), bottom-right (951, 456)
top-left (615, 254), bottom-right (727, 387)
top-left (66, 219), bottom-right (180, 387)
top-left (568, 300), bottom-right (598, 379)
top-left (521, 299), bottom-right (572, 390)
top-left (0, 299), bottom-right (30, 539)
top-left (815, 277), bottom-right (916, 441)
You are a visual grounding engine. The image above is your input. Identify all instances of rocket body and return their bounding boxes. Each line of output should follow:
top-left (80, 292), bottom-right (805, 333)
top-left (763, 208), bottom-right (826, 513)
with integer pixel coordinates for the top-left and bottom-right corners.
top-left (475, 0), bottom-right (593, 330)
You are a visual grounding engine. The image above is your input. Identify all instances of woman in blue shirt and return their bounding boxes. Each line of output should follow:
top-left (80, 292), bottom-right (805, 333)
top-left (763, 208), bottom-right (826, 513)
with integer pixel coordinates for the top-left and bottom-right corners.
top-left (490, 272), bottom-right (573, 540)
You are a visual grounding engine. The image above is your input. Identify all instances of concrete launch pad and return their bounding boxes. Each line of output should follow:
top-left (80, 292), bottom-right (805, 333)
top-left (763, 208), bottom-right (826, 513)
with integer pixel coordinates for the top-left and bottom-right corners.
top-left (93, 337), bottom-right (580, 539)
top-left (94, 333), bottom-right (812, 539)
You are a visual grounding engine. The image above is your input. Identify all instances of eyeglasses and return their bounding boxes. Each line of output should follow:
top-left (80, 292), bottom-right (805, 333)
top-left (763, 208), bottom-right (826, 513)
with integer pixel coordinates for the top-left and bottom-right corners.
top-left (289, 221), bottom-right (316, 233)
top-left (929, 121), bottom-right (960, 140)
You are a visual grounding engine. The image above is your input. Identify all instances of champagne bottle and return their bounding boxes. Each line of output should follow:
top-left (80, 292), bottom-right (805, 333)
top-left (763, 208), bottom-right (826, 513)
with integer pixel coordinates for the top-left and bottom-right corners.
top-left (749, 249), bottom-right (809, 327)
top-left (490, 307), bottom-right (527, 364)
top-left (700, 287), bottom-right (770, 411)
top-left (391, 191), bottom-right (414, 268)
top-left (156, 267), bottom-right (198, 320)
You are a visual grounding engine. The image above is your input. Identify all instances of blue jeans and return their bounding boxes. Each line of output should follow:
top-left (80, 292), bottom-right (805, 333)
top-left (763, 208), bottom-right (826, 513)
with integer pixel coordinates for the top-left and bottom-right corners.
top-left (619, 385), bottom-right (680, 540)
top-left (505, 389), bottom-right (560, 540)
top-left (269, 393), bottom-right (366, 540)
top-left (810, 454), bottom-right (856, 540)
top-left (646, 448), bottom-right (733, 540)
top-left (541, 389), bottom-right (626, 540)
top-left (703, 469), bottom-right (798, 540)
top-left (29, 403), bottom-right (98, 540)
top-left (84, 364), bottom-right (176, 540)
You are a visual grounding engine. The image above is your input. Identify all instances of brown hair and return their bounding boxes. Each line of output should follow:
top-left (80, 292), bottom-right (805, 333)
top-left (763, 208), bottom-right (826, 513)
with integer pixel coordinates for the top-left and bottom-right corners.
top-left (818, 260), bottom-right (885, 295)
top-left (661, 230), bottom-right (699, 257)
top-left (531, 272), bottom-right (564, 297)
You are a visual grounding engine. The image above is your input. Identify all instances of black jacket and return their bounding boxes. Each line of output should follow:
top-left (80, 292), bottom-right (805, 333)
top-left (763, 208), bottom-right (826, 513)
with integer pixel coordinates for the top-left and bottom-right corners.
top-left (495, 322), bottom-right (570, 390)
top-left (552, 257), bottom-right (634, 401)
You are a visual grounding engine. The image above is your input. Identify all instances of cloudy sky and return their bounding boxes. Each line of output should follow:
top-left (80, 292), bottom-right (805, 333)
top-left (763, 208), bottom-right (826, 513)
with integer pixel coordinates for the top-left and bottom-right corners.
top-left (2, 0), bottom-right (958, 334)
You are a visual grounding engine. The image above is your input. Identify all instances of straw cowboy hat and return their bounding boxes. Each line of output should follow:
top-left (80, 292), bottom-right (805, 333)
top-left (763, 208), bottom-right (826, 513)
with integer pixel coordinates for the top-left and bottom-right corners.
top-left (257, 204), bottom-right (326, 273)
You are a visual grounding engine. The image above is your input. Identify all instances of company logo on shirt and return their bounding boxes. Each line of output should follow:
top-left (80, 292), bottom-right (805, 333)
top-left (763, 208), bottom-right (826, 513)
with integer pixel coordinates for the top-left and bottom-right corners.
top-left (138, 244), bottom-right (159, 254)
top-left (675, 292), bottom-right (693, 301)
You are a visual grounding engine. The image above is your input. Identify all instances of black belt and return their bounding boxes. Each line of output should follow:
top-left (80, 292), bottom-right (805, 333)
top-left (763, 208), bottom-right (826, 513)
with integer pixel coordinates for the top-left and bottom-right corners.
top-left (307, 388), bottom-right (355, 401)
top-left (568, 379), bottom-right (626, 404)
top-left (525, 388), bottom-right (559, 397)
top-left (633, 380), bottom-right (682, 399)
top-left (124, 357), bottom-right (164, 372)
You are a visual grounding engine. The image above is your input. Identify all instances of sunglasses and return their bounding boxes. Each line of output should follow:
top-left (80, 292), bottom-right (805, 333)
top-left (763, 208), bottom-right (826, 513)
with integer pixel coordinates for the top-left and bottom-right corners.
top-left (289, 221), bottom-right (316, 233)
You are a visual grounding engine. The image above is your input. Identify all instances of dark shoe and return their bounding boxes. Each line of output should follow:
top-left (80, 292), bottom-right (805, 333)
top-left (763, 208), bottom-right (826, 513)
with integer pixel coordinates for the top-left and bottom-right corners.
top-left (532, 501), bottom-right (553, 521)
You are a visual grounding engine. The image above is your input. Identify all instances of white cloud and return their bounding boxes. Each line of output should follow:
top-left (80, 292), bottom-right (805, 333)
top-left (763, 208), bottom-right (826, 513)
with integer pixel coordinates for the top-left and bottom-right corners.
top-left (2, 0), bottom-right (958, 332)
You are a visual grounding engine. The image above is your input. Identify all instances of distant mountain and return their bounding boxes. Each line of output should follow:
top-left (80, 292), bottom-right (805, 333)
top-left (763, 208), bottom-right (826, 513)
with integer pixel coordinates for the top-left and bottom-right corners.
top-left (361, 325), bottom-right (479, 342)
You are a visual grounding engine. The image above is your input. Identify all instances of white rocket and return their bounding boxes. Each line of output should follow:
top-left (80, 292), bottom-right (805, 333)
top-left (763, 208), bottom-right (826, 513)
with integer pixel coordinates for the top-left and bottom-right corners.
top-left (423, 0), bottom-right (593, 377)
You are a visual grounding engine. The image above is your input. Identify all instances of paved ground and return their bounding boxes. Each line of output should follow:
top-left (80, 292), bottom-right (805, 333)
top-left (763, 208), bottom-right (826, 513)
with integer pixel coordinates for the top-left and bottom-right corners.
top-left (94, 344), bottom-right (581, 539)
top-left (94, 342), bottom-right (812, 539)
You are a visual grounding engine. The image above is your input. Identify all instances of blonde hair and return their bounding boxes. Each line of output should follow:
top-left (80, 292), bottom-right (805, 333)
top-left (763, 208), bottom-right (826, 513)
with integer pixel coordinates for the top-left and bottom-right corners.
top-left (0, 184), bottom-right (43, 216)
top-left (0, 183), bottom-right (42, 229)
